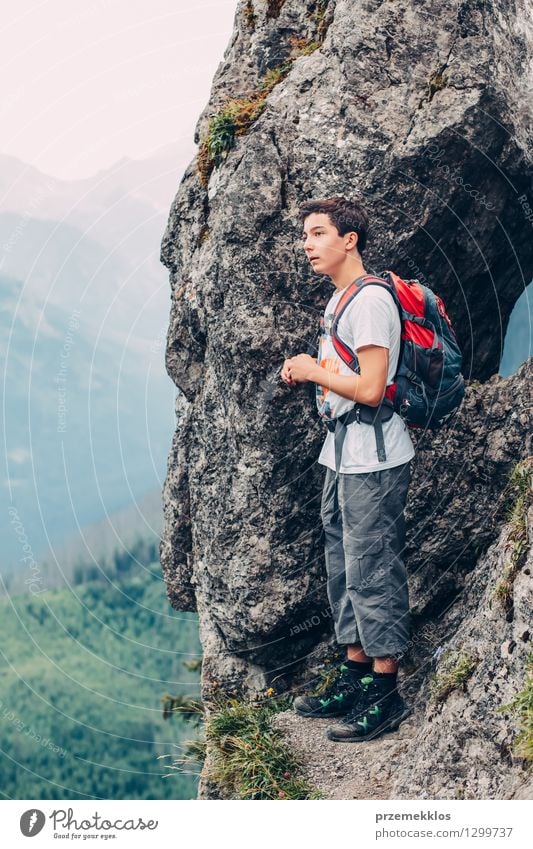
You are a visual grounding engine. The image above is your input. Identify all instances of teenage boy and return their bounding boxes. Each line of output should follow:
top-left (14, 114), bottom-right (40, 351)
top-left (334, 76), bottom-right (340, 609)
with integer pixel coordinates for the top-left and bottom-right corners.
top-left (280, 196), bottom-right (415, 742)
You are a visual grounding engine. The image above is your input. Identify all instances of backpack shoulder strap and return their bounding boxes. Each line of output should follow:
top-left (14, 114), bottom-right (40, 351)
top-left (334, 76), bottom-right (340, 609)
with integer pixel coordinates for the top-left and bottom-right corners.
top-left (331, 274), bottom-right (396, 370)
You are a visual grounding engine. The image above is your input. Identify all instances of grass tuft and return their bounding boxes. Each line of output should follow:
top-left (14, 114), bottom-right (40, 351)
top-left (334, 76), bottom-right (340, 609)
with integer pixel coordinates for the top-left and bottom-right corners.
top-left (494, 458), bottom-right (532, 608)
top-left (314, 661), bottom-right (342, 695)
top-left (430, 652), bottom-right (479, 704)
top-left (204, 695), bottom-right (322, 799)
top-left (498, 654), bottom-right (533, 762)
top-left (197, 95), bottom-right (267, 186)
top-left (313, 0), bottom-right (331, 39)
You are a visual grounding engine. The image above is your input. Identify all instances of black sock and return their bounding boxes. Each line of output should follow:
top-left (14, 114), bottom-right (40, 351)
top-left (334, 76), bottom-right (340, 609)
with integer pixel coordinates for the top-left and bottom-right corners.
top-left (372, 670), bottom-right (397, 691)
top-left (345, 659), bottom-right (373, 675)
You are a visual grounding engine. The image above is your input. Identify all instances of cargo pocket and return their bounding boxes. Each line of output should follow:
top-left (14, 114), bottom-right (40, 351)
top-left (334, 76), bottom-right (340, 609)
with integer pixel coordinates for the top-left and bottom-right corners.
top-left (346, 535), bottom-right (385, 594)
top-left (320, 469), bottom-right (337, 528)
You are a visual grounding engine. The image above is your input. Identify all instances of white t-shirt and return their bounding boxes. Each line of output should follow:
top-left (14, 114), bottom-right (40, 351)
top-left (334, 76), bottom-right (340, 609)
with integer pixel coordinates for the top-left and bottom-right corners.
top-left (316, 283), bottom-right (415, 473)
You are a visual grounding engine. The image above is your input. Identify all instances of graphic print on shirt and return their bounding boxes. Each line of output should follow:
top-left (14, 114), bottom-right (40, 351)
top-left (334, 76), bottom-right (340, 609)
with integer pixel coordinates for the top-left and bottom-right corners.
top-left (316, 286), bottom-right (416, 472)
top-left (316, 311), bottom-right (341, 420)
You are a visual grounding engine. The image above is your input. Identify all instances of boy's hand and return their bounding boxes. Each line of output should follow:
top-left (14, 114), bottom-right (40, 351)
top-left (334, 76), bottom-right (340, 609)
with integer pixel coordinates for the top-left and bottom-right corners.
top-left (280, 359), bottom-right (297, 387)
top-left (283, 354), bottom-right (318, 383)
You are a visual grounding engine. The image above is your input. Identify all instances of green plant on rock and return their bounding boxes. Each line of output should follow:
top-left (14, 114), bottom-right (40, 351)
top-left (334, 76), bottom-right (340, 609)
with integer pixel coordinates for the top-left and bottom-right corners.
top-left (498, 654), bottom-right (533, 762)
top-left (203, 695), bottom-right (322, 799)
top-left (258, 61), bottom-right (293, 93)
top-left (287, 36), bottom-right (322, 59)
top-left (160, 730), bottom-right (207, 778)
top-left (314, 659), bottom-right (343, 695)
top-left (430, 652), bottom-right (479, 703)
top-left (197, 0), bottom-right (334, 188)
top-left (207, 110), bottom-right (236, 160)
top-left (428, 70), bottom-right (448, 100)
top-left (198, 102), bottom-right (252, 184)
top-left (314, 0), bottom-right (331, 39)
top-left (494, 458), bottom-right (532, 608)
top-left (161, 692), bottom-right (204, 722)
top-left (197, 33), bottom-right (322, 187)
top-left (182, 657), bottom-right (203, 672)
top-left (182, 736), bottom-right (207, 765)
top-left (244, 0), bottom-right (256, 29)
top-left (197, 93), bottom-right (268, 186)
top-left (160, 692), bottom-right (205, 780)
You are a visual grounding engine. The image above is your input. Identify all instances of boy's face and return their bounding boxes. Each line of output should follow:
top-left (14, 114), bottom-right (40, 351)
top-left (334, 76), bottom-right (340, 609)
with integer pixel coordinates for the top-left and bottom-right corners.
top-left (302, 212), bottom-right (358, 277)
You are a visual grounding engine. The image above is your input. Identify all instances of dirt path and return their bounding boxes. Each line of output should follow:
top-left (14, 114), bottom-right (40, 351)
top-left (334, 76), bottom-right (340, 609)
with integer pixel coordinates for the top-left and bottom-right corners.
top-left (272, 710), bottom-right (415, 800)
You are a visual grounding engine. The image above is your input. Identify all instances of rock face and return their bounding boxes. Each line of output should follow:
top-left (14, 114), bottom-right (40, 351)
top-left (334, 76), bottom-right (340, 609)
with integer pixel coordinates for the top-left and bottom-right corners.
top-left (392, 487), bottom-right (533, 800)
top-left (160, 0), bottom-right (533, 797)
top-left (273, 469), bottom-right (533, 800)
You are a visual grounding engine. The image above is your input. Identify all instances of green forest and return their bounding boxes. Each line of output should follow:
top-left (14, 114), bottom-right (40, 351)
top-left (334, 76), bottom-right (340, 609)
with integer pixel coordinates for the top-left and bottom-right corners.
top-left (0, 542), bottom-right (202, 800)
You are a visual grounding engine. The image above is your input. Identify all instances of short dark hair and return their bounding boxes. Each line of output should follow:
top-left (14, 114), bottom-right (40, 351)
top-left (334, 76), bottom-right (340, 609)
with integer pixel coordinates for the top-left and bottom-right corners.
top-left (298, 195), bottom-right (369, 254)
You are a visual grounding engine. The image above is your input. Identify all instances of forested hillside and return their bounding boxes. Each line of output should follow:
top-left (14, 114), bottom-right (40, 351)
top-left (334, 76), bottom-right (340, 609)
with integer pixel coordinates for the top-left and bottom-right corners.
top-left (0, 561), bottom-right (201, 799)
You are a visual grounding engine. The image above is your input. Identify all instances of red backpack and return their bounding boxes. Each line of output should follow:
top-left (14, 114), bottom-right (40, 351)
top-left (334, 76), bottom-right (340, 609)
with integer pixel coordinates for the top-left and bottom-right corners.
top-left (330, 270), bottom-right (465, 430)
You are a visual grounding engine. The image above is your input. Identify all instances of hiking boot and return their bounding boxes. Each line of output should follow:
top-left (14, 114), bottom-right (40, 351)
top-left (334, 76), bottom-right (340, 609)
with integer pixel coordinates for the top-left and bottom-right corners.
top-left (326, 674), bottom-right (411, 741)
top-left (293, 665), bottom-right (373, 718)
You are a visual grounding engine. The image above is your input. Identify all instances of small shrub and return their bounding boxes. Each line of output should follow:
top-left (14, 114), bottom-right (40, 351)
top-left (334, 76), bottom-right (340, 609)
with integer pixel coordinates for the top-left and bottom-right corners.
top-left (499, 655), bottom-right (533, 762)
top-left (182, 658), bottom-right (203, 672)
top-left (161, 693), bottom-right (203, 722)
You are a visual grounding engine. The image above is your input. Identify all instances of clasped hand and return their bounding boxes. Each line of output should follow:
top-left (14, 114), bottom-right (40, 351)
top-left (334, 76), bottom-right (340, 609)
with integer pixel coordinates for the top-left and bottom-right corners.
top-left (280, 353), bottom-right (317, 386)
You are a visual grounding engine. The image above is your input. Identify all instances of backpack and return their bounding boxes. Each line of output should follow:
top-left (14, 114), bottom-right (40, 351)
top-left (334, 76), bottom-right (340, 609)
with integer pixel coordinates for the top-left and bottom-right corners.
top-left (330, 270), bottom-right (465, 430)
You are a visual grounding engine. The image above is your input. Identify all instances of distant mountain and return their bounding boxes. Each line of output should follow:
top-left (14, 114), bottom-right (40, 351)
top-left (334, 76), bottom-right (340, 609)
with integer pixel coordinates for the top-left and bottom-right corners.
top-left (0, 140), bottom-right (194, 215)
top-left (50, 487), bottom-right (164, 574)
top-left (0, 143), bottom-right (194, 280)
top-left (1, 146), bottom-right (193, 568)
top-left (1, 487), bottom-right (164, 595)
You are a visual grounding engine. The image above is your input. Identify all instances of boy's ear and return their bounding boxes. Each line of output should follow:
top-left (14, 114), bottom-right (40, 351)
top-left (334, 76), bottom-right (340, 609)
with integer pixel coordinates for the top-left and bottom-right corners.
top-left (346, 231), bottom-right (358, 249)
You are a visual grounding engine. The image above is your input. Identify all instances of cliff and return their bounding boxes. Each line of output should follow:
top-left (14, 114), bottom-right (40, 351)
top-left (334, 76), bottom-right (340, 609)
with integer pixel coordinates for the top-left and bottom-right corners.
top-left (159, 0), bottom-right (533, 798)
top-left (274, 429), bottom-right (533, 800)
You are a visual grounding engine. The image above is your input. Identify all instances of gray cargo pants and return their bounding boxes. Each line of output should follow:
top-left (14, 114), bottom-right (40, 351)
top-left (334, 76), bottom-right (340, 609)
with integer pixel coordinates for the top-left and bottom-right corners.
top-left (320, 462), bottom-right (411, 657)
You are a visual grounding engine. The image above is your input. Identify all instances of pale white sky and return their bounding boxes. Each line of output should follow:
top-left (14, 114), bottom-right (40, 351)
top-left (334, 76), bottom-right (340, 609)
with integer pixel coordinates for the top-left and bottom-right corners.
top-left (0, 0), bottom-right (238, 179)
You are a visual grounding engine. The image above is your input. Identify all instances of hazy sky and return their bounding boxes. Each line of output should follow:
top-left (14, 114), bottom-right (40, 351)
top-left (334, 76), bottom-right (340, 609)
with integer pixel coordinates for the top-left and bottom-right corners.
top-left (1, 0), bottom-right (238, 179)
